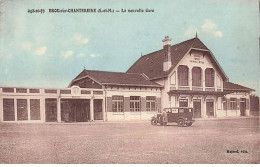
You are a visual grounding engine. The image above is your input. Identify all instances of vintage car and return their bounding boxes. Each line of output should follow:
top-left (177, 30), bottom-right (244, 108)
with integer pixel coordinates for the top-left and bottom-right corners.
top-left (151, 107), bottom-right (194, 126)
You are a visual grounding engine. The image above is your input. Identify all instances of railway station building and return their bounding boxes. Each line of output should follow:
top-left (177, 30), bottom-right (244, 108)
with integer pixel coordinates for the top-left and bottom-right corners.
top-left (0, 36), bottom-right (254, 123)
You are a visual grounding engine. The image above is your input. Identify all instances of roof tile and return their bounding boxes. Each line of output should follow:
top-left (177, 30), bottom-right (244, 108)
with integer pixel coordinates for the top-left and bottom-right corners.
top-left (71, 70), bottom-right (162, 87)
top-left (127, 37), bottom-right (214, 79)
top-left (223, 82), bottom-right (254, 91)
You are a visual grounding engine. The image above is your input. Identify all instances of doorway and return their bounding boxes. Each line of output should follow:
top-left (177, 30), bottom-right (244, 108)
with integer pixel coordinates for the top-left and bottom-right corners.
top-left (240, 98), bottom-right (246, 116)
top-left (94, 99), bottom-right (103, 120)
top-left (206, 100), bottom-right (214, 117)
top-left (193, 99), bottom-right (201, 118)
top-left (45, 98), bottom-right (57, 122)
top-left (61, 99), bottom-right (90, 122)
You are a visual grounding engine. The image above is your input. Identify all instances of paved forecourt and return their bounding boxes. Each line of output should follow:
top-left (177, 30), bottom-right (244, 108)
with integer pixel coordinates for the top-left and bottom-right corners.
top-left (0, 117), bottom-right (259, 163)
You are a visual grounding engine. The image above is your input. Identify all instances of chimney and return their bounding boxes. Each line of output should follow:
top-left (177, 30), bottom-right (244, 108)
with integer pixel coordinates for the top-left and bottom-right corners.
top-left (162, 36), bottom-right (172, 71)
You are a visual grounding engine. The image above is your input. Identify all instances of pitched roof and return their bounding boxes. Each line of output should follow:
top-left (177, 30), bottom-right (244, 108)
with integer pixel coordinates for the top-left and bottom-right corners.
top-left (223, 82), bottom-right (254, 92)
top-left (70, 70), bottom-right (162, 87)
top-left (127, 37), bottom-right (228, 81)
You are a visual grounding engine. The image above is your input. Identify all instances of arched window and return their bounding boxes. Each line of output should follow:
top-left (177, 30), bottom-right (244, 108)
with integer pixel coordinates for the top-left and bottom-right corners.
top-left (205, 68), bottom-right (215, 87)
top-left (192, 67), bottom-right (202, 86)
top-left (178, 65), bottom-right (189, 86)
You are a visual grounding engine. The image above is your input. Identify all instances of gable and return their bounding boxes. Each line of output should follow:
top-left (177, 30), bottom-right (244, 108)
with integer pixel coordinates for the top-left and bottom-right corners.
top-left (127, 37), bottom-right (228, 81)
top-left (71, 77), bottom-right (103, 89)
top-left (168, 49), bottom-right (226, 84)
top-left (178, 50), bottom-right (220, 71)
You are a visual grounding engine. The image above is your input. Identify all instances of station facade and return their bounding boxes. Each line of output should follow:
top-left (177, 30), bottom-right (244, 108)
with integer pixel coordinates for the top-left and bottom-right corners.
top-left (0, 36), bottom-right (254, 123)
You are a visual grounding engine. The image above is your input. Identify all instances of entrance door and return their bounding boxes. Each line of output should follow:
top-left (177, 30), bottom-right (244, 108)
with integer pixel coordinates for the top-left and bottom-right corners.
top-left (71, 100), bottom-right (84, 122)
top-left (94, 99), bottom-right (103, 120)
top-left (193, 99), bottom-right (201, 118)
top-left (206, 101), bottom-right (214, 117)
top-left (71, 99), bottom-right (90, 122)
top-left (240, 98), bottom-right (246, 116)
top-left (61, 99), bottom-right (90, 122)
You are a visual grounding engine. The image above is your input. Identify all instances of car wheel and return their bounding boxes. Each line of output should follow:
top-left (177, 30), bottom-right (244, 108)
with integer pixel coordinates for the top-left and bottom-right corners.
top-left (186, 122), bottom-right (192, 126)
top-left (177, 119), bottom-right (185, 127)
top-left (151, 118), bottom-right (158, 125)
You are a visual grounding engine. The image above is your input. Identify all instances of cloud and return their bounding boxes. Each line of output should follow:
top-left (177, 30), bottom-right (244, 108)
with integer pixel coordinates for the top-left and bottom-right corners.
top-left (201, 19), bottom-right (223, 38)
top-left (81, 38), bottom-right (88, 44)
top-left (201, 19), bottom-right (217, 32)
top-left (89, 54), bottom-right (97, 58)
top-left (78, 53), bottom-right (85, 57)
top-left (74, 33), bottom-right (88, 44)
top-left (34, 46), bottom-right (47, 55)
top-left (21, 41), bottom-right (32, 51)
top-left (61, 50), bottom-right (74, 59)
top-left (214, 31), bottom-right (223, 38)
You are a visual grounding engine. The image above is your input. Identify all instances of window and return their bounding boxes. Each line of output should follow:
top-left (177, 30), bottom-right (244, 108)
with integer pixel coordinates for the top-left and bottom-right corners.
top-left (130, 96), bottom-right (140, 112)
top-left (112, 96), bottom-right (124, 112)
top-left (192, 67), bottom-right (202, 86)
top-left (205, 68), bottom-right (215, 87)
top-left (179, 108), bottom-right (185, 113)
top-left (230, 98), bottom-right (237, 110)
top-left (146, 96), bottom-right (156, 111)
top-left (179, 99), bottom-right (188, 107)
top-left (178, 65), bottom-right (189, 86)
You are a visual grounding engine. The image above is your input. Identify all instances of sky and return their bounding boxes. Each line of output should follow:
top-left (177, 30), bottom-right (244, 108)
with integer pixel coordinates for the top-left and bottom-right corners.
top-left (0, 0), bottom-right (259, 95)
